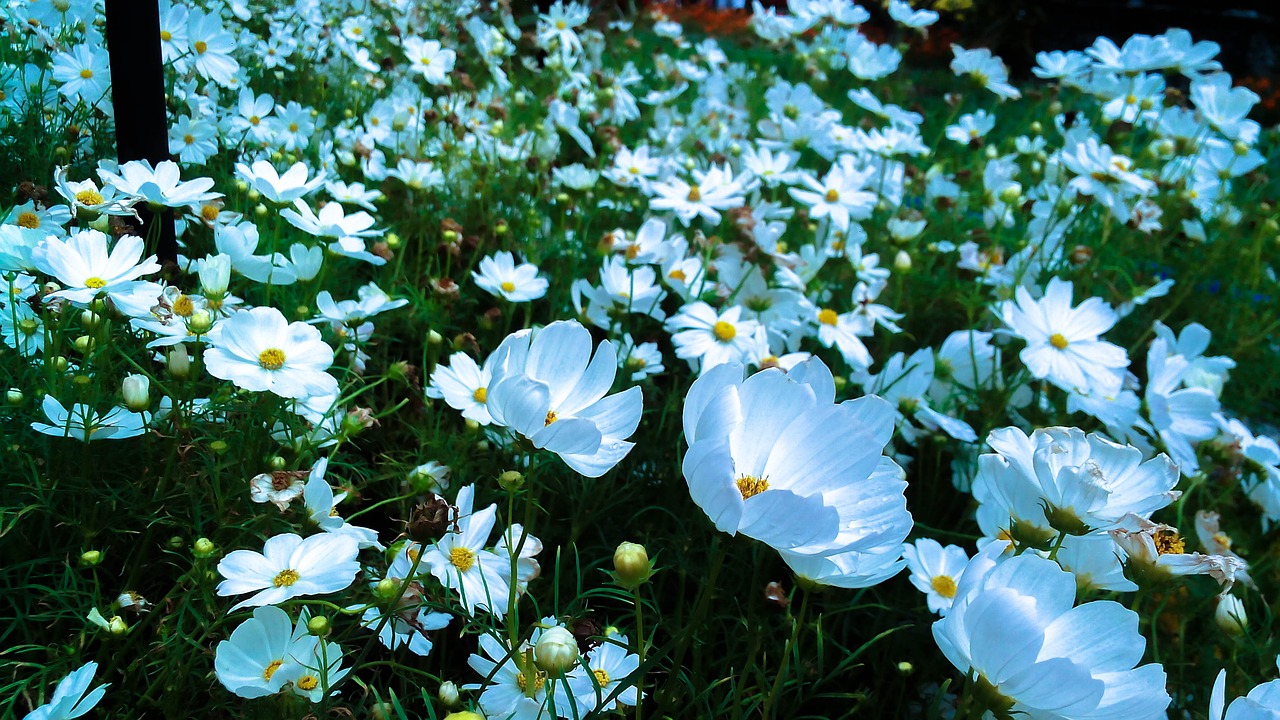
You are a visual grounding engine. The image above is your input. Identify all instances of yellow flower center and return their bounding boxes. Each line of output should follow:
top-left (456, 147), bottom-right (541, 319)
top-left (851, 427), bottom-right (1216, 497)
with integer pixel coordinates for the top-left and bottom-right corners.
top-left (262, 659), bottom-right (284, 681)
top-left (1153, 529), bottom-right (1185, 555)
top-left (183, 134), bottom-right (195, 145)
top-left (258, 348), bottom-right (287, 370)
top-left (249, 115), bottom-right (260, 125)
top-left (712, 321), bottom-right (736, 342)
top-left (273, 569), bottom-right (300, 587)
top-left (450, 546), bottom-right (476, 572)
top-left (420, 57), bottom-right (431, 65)
top-left (472, 387), bottom-right (488, 403)
top-left (625, 244), bottom-right (640, 260)
top-left (194, 40), bottom-right (208, 54)
top-left (500, 281), bottom-right (516, 293)
top-left (201, 204), bottom-right (220, 222)
top-left (1049, 333), bottom-right (1069, 350)
top-left (296, 675), bottom-right (319, 691)
top-left (554, 19), bottom-right (567, 29)
top-left (628, 166), bottom-right (640, 175)
top-left (824, 188), bottom-right (840, 203)
top-left (517, 670), bottom-right (547, 692)
top-left (79, 68), bottom-right (93, 79)
top-left (593, 668), bottom-right (610, 685)
top-left (686, 184), bottom-right (702, 202)
top-left (669, 268), bottom-right (687, 282)
top-left (172, 294), bottom-right (194, 317)
top-left (544, 410), bottom-right (558, 426)
top-left (818, 308), bottom-right (839, 326)
top-left (160, 30), bottom-right (172, 41)
top-left (75, 189), bottom-right (104, 205)
top-left (84, 276), bottom-right (107, 289)
top-left (931, 575), bottom-right (958, 599)
top-left (16, 211), bottom-right (40, 228)
top-left (289, 123), bottom-right (300, 133)
top-left (736, 475), bottom-right (769, 500)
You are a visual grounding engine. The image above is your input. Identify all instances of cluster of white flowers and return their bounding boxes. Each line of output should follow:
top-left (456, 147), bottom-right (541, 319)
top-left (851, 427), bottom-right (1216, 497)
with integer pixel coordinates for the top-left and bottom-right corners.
top-left (7, 0), bottom-right (1280, 718)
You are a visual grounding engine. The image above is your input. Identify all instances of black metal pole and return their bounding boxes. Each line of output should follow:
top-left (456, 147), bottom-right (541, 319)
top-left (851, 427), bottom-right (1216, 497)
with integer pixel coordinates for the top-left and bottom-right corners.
top-left (104, 0), bottom-right (177, 264)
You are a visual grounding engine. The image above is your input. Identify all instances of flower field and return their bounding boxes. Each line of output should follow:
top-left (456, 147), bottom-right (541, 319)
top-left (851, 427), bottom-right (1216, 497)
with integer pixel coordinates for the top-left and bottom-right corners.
top-left (2, 0), bottom-right (1280, 718)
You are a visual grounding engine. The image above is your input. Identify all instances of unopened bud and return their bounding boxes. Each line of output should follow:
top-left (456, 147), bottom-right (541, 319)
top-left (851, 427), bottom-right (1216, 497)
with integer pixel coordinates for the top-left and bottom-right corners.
top-left (893, 250), bottom-right (912, 273)
top-left (374, 577), bottom-right (402, 601)
top-left (498, 470), bottom-right (524, 491)
top-left (107, 616), bottom-right (129, 635)
top-left (187, 310), bottom-right (213, 335)
top-left (6, 388), bottom-right (23, 405)
top-left (307, 615), bottom-right (331, 636)
top-left (998, 183), bottom-right (1022, 204)
top-left (613, 542), bottom-right (652, 588)
top-left (122, 374), bottom-right (150, 412)
top-left (1215, 594), bottom-right (1247, 636)
top-left (269, 456), bottom-right (287, 470)
top-left (443, 713), bottom-right (484, 720)
top-left (80, 550), bottom-right (103, 567)
top-left (79, 309), bottom-right (101, 330)
top-left (438, 681), bottom-right (460, 707)
top-left (50, 355), bottom-right (69, 373)
top-left (72, 335), bottom-right (94, 354)
top-left (193, 538), bottom-right (218, 558)
top-left (534, 626), bottom-right (579, 673)
top-left (167, 345), bottom-right (191, 378)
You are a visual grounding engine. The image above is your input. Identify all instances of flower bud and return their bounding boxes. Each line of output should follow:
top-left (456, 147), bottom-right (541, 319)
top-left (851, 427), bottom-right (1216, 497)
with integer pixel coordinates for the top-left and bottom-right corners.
top-left (374, 577), bottom-right (402, 601)
top-left (613, 542), bottom-right (652, 588)
top-left (199, 254), bottom-right (232, 298)
top-left (307, 615), bottom-right (331, 636)
top-left (50, 355), bottom-right (69, 373)
top-left (534, 626), bottom-right (579, 673)
top-left (80, 550), bottom-right (103, 567)
top-left (6, 388), bottom-right (23, 405)
top-left (167, 345), bottom-right (191, 378)
top-left (897, 661), bottom-right (914, 675)
top-left (122, 374), bottom-right (151, 412)
top-left (438, 681), bottom-right (460, 707)
top-left (17, 317), bottom-right (39, 336)
top-left (166, 536), bottom-right (185, 550)
top-left (193, 538), bottom-right (218, 558)
top-left (443, 713), bottom-right (484, 720)
top-left (187, 309), bottom-right (213, 335)
top-left (80, 309), bottom-right (101, 330)
top-left (998, 183), bottom-right (1023, 204)
top-left (427, 329), bottom-right (444, 346)
top-left (72, 335), bottom-right (94, 354)
top-left (893, 250), bottom-right (912, 273)
top-left (107, 615), bottom-right (129, 635)
top-left (1215, 594), bottom-right (1247, 636)
top-left (498, 470), bottom-right (524, 491)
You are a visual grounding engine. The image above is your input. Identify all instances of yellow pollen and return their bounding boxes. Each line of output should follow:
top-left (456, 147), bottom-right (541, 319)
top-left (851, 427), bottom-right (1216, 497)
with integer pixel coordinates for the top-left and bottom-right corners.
top-left (1153, 529), bottom-right (1185, 556)
top-left (83, 276), bottom-right (107, 289)
top-left (258, 348), bottom-right (287, 370)
top-left (450, 546), bottom-right (476, 572)
top-left (712, 321), bottom-right (736, 342)
top-left (500, 281), bottom-right (516, 293)
top-left (931, 575), bottom-right (958, 598)
top-left (669, 268), bottom-right (687, 281)
top-left (272, 569), bottom-right (300, 587)
top-left (262, 659), bottom-right (284, 681)
top-left (593, 668), bottom-right (611, 685)
top-left (824, 188), bottom-right (839, 203)
top-left (625, 244), bottom-right (640, 260)
top-left (172, 294), bottom-right (194, 317)
top-left (1049, 333), bottom-right (1069, 350)
top-left (544, 410), bottom-right (558, 426)
top-left (194, 40), bottom-right (208, 54)
top-left (1125, 94), bottom-right (1137, 105)
top-left (201, 204), bottom-right (220, 221)
top-left (183, 134), bottom-right (195, 145)
top-left (249, 115), bottom-right (260, 125)
top-left (16, 211), bottom-right (40, 228)
top-left (736, 475), bottom-right (769, 500)
top-left (628, 166), bottom-right (640, 174)
top-left (296, 675), bottom-right (319, 691)
top-left (79, 68), bottom-right (93, 79)
top-left (554, 19), bottom-right (567, 29)
top-left (686, 184), bottom-right (702, 202)
top-left (472, 387), bottom-right (488, 403)
top-left (1213, 532), bottom-right (1232, 549)
top-left (818, 308), bottom-right (839, 326)
top-left (517, 670), bottom-right (547, 692)
top-left (407, 546), bottom-right (421, 562)
top-left (75, 189), bottom-right (104, 205)
top-left (289, 123), bottom-right (299, 133)
top-left (160, 30), bottom-right (172, 41)
top-left (420, 57), bottom-right (431, 65)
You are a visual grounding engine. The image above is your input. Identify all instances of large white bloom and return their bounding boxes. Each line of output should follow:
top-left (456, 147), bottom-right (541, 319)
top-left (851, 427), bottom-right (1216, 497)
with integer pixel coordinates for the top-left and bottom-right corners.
top-left (216, 533), bottom-right (361, 612)
top-left (681, 358), bottom-right (911, 560)
top-left (485, 320), bottom-right (643, 478)
top-left (204, 307), bottom-right (338, 400)
top-left (933, 550), bottom-right (1170, 720)
top-left (23, 661), bottom-right (109, 720)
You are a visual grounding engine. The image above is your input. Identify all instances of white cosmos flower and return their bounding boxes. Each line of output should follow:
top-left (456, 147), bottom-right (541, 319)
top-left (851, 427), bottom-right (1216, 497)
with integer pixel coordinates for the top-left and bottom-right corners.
top-left (904, 538), bottom-right (970, 614)
top-left (214, 605), bottom-right (310, 698)
top-left (472, 251), bottom-right (549, 302)
top-left (485, 320), bottom-right (643, 478)
top-left (235, 160), bottom-right (327, 204)
top-left (933, 550), bottom-right (1170, 720)
top-left (32, 230), bottom-right (161, 313)
top-left (31, 396), bottom-right (146, 442)
top-left (428, 351), bottom-right (497, 425)
top-left (681, 358), bottom-right (911, 558)
top-left (998, 277), bottom-right (1128, 398)
top-left (422, 485), bottom-right (511, 616)
top-left (97, 159), bottom-right (221, 208)
top-left (204, 307), bottom-right (338, 400)
top-left (23, 661), bottom-right (109, 720)
top-left (1209, 669), bottom-right (1280, 720)
top-left (216, 532), bottom-right (361, 612)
